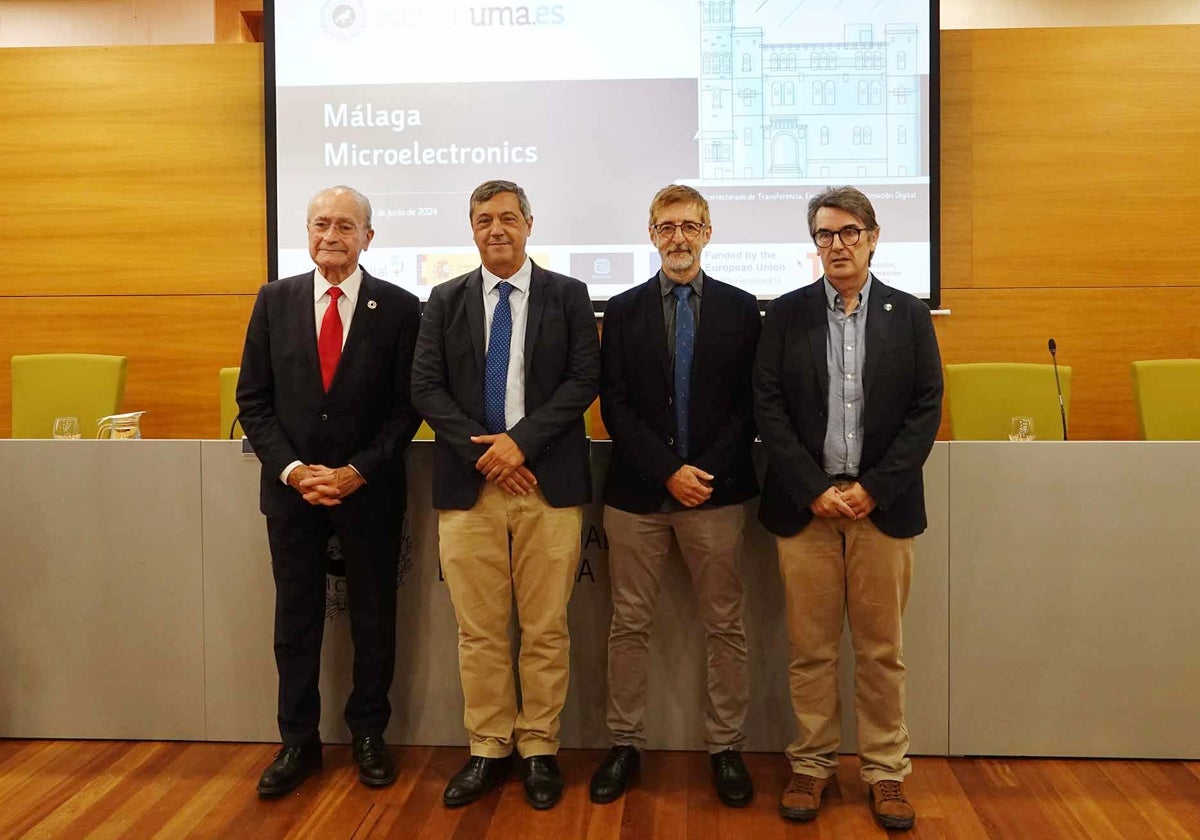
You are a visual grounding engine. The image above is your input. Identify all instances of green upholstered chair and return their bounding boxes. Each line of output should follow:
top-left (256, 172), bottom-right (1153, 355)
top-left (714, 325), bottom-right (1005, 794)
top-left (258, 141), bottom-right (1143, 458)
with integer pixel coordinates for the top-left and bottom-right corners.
top-left (944, 362), bottom-right (1072, 441)
top-left (219, 367), bottom-right (243, 439)
top-left (11, 353), bottom-right (128, 439)
top-left (1130, 359), bottom-right (1200, 440)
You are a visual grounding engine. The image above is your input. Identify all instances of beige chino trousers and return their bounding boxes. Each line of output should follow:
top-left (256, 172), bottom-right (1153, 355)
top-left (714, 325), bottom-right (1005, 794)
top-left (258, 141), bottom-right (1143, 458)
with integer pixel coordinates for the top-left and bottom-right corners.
top-left (439, 482), bottom-right (583, 758)
top-left (777, 513), bottom-right (914, 783)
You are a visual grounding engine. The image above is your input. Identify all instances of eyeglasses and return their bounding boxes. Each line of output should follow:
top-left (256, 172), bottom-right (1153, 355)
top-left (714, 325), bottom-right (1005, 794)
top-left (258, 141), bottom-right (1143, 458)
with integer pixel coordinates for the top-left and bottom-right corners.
top-left (309, 221), bottom-right (360, 235)
top-left (652, 221), bottom-right (708, 239)
top-left (813, 226), bottom-right (869, 248)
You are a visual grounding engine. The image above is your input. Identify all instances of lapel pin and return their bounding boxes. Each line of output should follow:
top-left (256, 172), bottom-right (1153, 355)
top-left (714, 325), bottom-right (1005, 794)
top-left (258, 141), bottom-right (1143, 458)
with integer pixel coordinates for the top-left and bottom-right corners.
top-left (883, 303), bottom-right (893, 312)
top-left (367, 300), bottom-right (377, 309)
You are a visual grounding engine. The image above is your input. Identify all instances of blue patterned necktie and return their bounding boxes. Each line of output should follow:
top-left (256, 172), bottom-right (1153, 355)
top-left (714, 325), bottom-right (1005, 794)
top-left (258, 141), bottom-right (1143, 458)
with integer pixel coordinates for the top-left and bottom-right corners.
top-left (673, 284), bottom-right (694, 459)
top-left (484, 281), bottom-right (514, 434)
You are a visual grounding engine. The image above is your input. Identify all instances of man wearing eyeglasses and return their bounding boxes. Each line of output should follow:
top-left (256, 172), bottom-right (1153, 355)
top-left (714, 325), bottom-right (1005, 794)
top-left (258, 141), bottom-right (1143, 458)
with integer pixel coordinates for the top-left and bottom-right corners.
top-left (238, 185), bottom-right (422, 797)
top-left (591, 185), bottom-right (761, 807)
top-left (753, 186), bottom-right (942, 830)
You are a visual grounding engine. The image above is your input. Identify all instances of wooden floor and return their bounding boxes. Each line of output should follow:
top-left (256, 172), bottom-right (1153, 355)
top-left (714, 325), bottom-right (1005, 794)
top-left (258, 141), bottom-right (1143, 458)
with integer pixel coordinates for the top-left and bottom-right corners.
top-left (2, 741), bottom-right (1199, 839)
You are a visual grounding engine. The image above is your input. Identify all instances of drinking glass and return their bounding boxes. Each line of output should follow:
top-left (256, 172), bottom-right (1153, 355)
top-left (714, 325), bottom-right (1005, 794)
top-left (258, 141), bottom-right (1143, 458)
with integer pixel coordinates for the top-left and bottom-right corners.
top-left (1008, 416), bottom-right (1036, 442)
top-left (52, 416), bottom-right (81, 439)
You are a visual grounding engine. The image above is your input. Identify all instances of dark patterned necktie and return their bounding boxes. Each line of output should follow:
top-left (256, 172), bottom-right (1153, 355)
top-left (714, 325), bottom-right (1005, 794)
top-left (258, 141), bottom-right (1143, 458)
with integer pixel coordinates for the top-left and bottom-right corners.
top-left (673, 284), bottom-right (694, 458)
top-left (483, 281), bottom-right (514, 433)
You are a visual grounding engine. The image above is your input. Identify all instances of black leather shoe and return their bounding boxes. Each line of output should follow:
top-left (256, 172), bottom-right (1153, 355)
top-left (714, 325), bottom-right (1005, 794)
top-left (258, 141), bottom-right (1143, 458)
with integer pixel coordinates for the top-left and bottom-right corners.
top-left (257, 741), bottom-right (322, 797)
top-left (710, 749), bottom-right (754, 808)
top-left (523, 754), bottom-right (564, 810)
top-left (353, 734), bottom-right (396, 787)
top-left (589, 745), bottom-right (640, 804)
top-left (442, 755), bottom-right (511, 807)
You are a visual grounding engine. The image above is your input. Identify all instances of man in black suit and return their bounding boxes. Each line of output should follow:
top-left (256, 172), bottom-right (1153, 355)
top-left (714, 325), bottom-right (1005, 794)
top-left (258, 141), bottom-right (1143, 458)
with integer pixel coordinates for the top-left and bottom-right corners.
top-left (590, 185), bottom-right (760, 808)
top-left (237, 185), bottom-right (421, 797)
top-left (411, 180), bottom-right (599, 810)
top-left (753, 186), bottom-right (942, 831)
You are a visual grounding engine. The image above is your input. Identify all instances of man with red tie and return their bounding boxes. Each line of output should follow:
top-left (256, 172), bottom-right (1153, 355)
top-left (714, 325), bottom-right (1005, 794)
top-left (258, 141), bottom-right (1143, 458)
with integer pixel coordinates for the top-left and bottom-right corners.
top-left (237, 185), bottom-right (422, 797)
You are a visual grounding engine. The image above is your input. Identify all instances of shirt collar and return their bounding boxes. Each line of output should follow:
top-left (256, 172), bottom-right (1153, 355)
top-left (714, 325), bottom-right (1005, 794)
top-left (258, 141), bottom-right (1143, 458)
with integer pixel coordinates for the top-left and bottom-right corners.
top-left (482, 258), bottom-right (532, 296)
top-left (659, 269), bottom-right (704, 298)
top-left (314, 267), bottom-right (362, 306)
top-left (823, 273), bottom-right (871, 313)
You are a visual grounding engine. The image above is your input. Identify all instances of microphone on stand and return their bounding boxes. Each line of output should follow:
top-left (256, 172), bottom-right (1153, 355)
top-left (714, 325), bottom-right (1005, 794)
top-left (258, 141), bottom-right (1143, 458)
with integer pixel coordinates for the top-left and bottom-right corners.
top-left (1048, 338), bottom-right (1068, 441)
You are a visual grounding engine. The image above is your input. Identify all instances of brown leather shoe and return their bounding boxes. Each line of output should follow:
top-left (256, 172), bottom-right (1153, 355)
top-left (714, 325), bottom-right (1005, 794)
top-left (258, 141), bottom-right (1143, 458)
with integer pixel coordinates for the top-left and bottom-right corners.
top-left (869, 780), bottom-right (916, 830)
top-left (779, 772), bottom-right (831, 822)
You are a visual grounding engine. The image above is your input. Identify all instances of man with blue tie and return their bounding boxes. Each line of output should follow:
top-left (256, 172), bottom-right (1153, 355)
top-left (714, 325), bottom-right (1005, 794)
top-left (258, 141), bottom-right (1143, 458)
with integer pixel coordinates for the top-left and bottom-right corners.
top-left (590, 185), bottom-right (761, 807)
top-left (411, 180), bottom-right (599, 810)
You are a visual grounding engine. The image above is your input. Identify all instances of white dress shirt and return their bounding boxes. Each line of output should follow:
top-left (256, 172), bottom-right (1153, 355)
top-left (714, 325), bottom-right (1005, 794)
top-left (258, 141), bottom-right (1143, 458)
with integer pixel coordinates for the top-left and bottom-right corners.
top-left (279, 267), bottom-right (364, 485)
top-left (481, 258), bottom-right (531, 431)
top-left (312, 267), bottom-right (361, 345)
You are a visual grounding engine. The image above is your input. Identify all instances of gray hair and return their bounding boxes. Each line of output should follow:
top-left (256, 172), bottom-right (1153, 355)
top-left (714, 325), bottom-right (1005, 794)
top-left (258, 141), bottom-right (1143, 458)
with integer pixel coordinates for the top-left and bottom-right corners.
top-left (469, 180), bottom-right (532, 222)
top-left (649, 184), bottom-right (711, 227)
top-left (806, 186), bottom-right (878, 237)
top-left (308, 185), bottom-right (373, 229)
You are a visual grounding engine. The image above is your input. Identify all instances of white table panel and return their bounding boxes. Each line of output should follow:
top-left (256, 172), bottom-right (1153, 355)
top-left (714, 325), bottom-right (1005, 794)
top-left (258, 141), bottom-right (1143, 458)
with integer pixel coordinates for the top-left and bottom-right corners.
top-left (0, 440), bottom-right (205, 739)
top-left (949, 441), bottom-right (1200, 757)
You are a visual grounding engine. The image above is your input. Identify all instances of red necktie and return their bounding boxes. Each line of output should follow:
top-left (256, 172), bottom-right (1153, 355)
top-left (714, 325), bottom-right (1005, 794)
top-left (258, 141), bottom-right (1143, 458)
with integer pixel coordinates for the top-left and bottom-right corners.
top-left (318, 286), bottom-right (344, 392)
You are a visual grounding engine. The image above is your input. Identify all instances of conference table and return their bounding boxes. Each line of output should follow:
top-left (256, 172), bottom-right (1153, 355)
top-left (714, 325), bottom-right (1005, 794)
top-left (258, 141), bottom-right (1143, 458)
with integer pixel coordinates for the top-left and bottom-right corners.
top-left (1, 440), bottom-right (1197, 759)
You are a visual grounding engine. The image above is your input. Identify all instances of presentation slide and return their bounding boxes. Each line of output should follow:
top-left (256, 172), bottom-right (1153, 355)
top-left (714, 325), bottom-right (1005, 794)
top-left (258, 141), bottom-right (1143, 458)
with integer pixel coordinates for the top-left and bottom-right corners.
top-left (269, 0), bottom-right (937, 303)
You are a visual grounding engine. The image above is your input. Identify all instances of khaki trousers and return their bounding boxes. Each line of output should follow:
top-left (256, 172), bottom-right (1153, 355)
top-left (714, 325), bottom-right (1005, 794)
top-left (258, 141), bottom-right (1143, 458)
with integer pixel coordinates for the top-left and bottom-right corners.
top-left (439, 482), bottom-right (583, 758)
top-left (604, 504), bottom-right (749, 752)
top-left (777, 514), bottom-right (913, 783)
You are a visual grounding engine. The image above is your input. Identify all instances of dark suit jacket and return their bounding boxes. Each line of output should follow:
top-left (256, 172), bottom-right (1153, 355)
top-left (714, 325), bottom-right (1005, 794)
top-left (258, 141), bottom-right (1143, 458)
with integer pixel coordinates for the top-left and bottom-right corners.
top-left (600, 272), bottom-right (761, 513)
top-left (753, 276), bottom-right (942, 539)
top-left (236, 269), bottom-right (422, 523)
top-left (410, 260), bottom-right (600, 511)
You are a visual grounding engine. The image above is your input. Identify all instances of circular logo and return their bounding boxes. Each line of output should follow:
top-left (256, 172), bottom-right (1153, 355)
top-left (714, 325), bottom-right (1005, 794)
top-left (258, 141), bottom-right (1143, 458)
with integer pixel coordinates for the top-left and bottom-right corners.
top-left (322, 0), bottom-right (367, 40)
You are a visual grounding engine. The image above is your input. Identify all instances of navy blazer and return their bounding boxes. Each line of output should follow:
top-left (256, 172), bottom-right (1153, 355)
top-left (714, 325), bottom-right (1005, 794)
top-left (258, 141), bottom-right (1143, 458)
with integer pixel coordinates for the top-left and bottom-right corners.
top-left (600, 272), bottom-right (761, 513)
top-left (753, 276), bottom-right (943, 539)
top-left (411, 260), bottom-right (600, 511)
top-left (236, 269), bottom-right (422, 523)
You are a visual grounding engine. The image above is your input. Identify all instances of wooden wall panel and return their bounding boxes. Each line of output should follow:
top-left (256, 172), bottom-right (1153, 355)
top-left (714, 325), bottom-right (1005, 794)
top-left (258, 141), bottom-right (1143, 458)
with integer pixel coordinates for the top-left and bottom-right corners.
top-left (931, 26), bottom-right (1200, 440)
top-left (933, 287), bottom-right (1200, 441)
top-left (215, 0), bottom-right (263, 43)
top-left (0, 296), bottom-right (255, 439)
top-left (963, 26), bottom-right (1200, 289)
top-left (938, 31), bottom-right (972, 291)
top-left (0, 45), bottom-right (265, 297)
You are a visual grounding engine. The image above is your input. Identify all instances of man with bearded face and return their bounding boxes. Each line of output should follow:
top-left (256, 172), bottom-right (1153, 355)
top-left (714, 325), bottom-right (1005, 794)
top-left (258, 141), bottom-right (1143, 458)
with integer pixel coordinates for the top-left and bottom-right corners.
top-left (591, 185), bottom-right (761, 807)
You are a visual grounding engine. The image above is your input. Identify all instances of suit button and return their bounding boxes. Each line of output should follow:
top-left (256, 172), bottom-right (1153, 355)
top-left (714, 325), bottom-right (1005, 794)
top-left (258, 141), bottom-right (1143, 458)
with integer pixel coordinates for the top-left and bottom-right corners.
top-left (667, 396), bottom-right (673, 405)
top-left (667, 436), bottom-right (674, 445)
top-left (320, 413), bottom-right (328, 421)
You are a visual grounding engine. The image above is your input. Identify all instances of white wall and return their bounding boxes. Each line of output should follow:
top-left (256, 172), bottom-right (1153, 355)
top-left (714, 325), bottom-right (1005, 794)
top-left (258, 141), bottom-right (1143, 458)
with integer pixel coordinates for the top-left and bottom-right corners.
top-left (0, 0), bottom-right (212, 47)
top-left (941, 0), bottom-right (1200, 30)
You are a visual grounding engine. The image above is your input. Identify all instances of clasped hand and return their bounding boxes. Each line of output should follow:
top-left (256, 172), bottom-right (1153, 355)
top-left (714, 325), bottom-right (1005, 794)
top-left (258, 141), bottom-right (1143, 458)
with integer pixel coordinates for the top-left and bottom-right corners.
top-left (289, 464), bottom-right (365, 506)
top-left (666, 464), bottom-right (714, 508)
top-left (470, 432), bottom-right (537, 496)
top-left (810, 482), bottom-right (875, 520)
